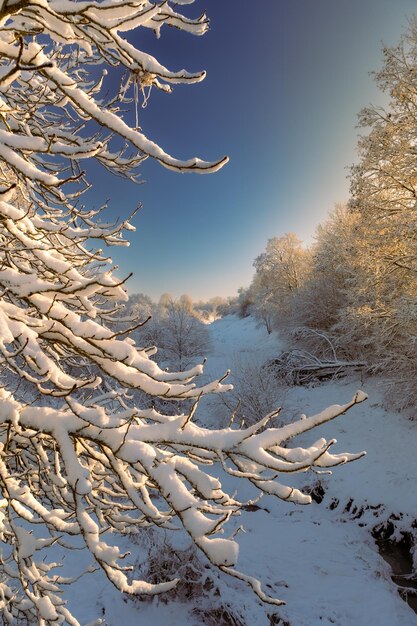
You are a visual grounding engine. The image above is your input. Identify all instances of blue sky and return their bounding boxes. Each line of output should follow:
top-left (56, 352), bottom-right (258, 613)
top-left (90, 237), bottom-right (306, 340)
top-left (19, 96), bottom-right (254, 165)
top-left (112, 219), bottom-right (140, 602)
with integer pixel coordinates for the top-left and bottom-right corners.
top-left (87, 0), bottom-right (416, 301)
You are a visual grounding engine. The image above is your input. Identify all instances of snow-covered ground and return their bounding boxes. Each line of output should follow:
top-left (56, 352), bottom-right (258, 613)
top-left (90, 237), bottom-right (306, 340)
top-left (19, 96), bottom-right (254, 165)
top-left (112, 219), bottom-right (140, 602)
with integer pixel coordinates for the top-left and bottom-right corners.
top-left (65, 315), bottom-right (417, 625)
top-left (206, 314), bottom-right (284, 367)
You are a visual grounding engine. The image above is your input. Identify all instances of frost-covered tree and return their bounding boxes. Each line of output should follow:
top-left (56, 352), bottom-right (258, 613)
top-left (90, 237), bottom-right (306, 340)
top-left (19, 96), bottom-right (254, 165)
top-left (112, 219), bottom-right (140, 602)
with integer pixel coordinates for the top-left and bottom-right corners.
top-left (0, 1), bottom-right (368, 624)
top-left (340, 21), bottom-right (417, 408)
top-left (126, 293), bottom-right (154, 321)
top-left (156, 297), bottom-right (210, 371)
top-left (251, 233), bottom-right (311, 330)
top-left (129, 295), bottom-right (210, 372)
top-left (236, 285), bottom-right (254, 318)
top-left (294, 204), bottom-right (361, 335)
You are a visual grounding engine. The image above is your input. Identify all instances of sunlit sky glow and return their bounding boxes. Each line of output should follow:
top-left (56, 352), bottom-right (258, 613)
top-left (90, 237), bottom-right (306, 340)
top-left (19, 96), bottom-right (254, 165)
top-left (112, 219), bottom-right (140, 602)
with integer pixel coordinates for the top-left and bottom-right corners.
top-left (87, 0), bottom-right (416, 301)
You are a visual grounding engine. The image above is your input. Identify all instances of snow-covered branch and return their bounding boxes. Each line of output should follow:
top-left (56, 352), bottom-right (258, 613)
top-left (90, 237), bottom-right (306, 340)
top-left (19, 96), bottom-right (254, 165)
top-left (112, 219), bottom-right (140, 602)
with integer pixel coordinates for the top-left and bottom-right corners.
top-left (0, 0), bottom-right (228, 204)
top-left (0, 383), bottom-right (367, 622)
top-left (0, 2), bottom-right (369, 623)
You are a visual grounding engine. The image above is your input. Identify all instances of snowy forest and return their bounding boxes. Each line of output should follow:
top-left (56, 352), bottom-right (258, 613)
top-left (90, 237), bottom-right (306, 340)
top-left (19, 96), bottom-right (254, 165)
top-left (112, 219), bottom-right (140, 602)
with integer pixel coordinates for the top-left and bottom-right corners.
top-left (0, 0), bottom-right (416, 625)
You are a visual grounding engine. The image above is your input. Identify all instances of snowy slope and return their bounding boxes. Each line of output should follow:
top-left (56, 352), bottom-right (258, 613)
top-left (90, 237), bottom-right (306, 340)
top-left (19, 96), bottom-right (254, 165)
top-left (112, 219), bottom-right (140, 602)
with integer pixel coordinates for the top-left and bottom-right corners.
top-left (64, 315), bottom-right (417, 625)
top-left (207, 314), bottom-right (284, 364)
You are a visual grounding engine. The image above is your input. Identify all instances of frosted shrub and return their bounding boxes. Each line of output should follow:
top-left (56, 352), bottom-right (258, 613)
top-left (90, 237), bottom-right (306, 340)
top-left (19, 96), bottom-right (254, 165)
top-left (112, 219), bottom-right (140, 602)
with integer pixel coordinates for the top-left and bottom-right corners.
top-left (134, 530), bottom-right (208, 603)
top-left (215, 356), bottom-right (285, 428)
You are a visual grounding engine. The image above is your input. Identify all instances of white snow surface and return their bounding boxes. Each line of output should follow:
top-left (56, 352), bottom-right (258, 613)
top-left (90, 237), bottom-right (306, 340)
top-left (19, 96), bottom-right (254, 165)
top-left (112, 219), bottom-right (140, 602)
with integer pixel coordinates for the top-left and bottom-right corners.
top-left (63, 315), bottom-right (417, 625)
